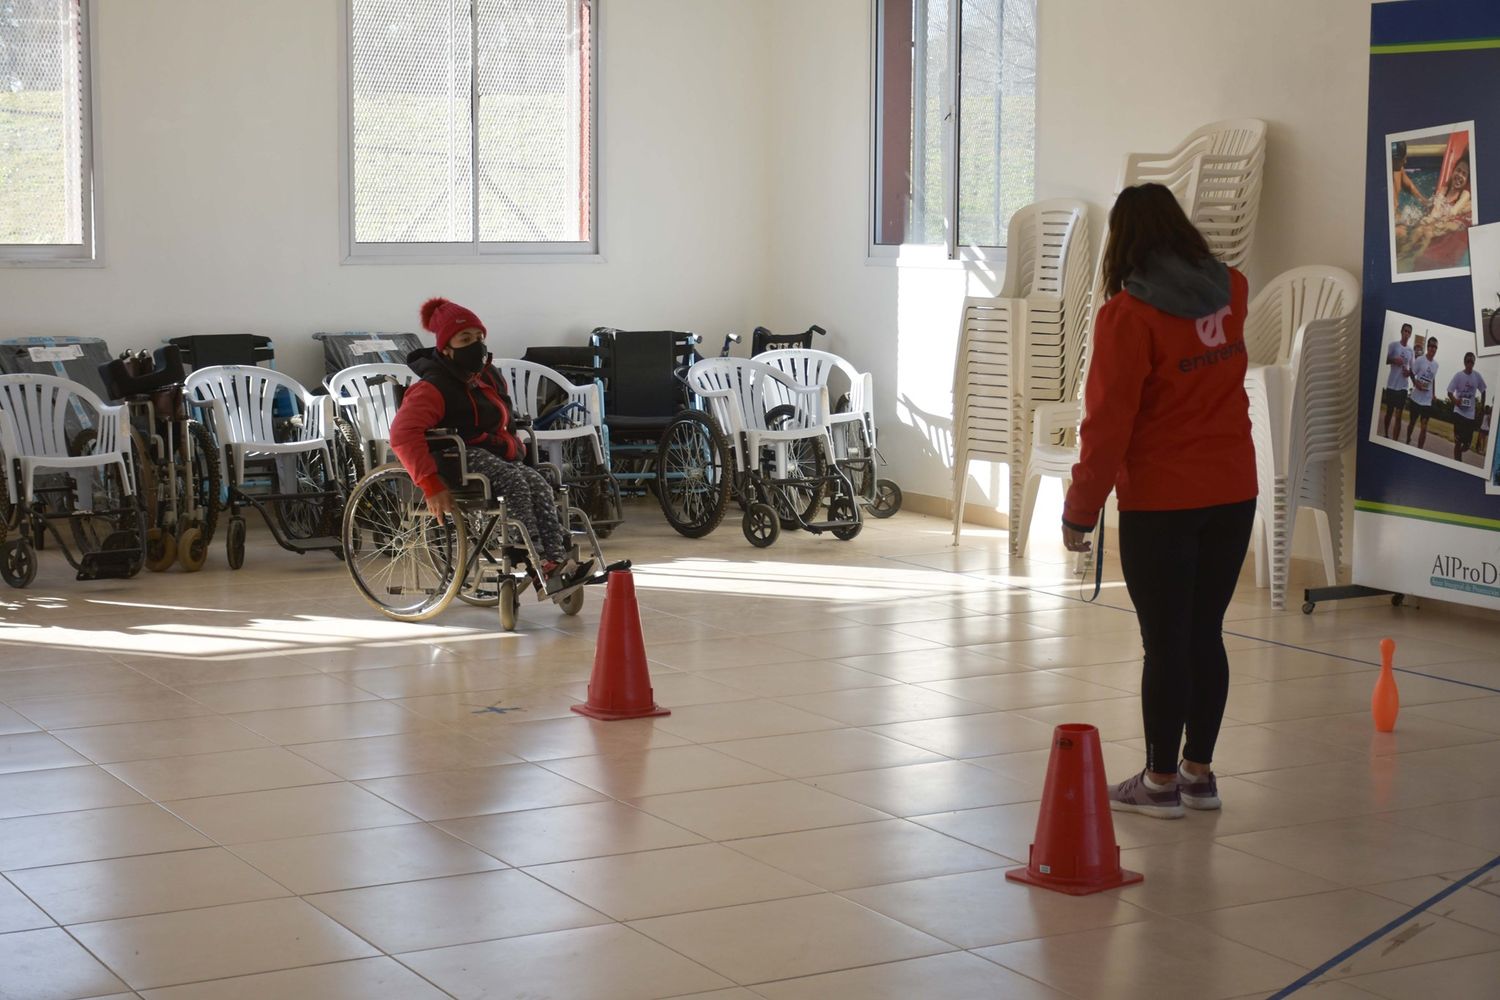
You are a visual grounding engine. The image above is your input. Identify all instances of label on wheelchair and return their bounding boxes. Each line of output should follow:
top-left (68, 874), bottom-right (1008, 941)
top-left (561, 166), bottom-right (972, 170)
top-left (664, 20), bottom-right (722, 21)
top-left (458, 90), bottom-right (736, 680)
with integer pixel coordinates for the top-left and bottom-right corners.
top-left (348, 339), bottom-right (398, 356)
top-left (28, 345), bottom-right (85, 362)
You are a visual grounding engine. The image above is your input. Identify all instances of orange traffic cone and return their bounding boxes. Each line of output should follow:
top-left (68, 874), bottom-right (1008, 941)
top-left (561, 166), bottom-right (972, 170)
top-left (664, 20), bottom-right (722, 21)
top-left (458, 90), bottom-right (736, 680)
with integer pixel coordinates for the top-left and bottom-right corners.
top-left (1006, 723), bottom-right (1142, 896)
top-left (572, 570), bottom-right (670, 722)
top-left (1372, 637), bottom-right (1399, 733)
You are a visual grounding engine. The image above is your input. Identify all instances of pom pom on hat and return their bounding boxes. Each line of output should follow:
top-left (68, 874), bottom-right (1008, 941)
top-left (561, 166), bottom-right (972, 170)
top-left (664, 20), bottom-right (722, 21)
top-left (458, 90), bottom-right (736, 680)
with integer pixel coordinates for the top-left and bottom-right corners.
top-left (419, 297), bottom-right (486, 352)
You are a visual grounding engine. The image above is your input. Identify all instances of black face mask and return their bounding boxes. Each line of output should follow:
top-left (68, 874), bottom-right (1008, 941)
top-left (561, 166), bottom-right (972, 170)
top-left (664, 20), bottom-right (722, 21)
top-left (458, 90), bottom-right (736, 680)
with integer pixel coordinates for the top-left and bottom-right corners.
top-left (449, 341), bottom-right (489, 375)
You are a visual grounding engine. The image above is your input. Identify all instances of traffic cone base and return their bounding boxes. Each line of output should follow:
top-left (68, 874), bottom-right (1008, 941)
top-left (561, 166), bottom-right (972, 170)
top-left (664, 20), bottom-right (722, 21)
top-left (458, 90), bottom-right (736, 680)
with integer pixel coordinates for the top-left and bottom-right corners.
top-left (572, 570), bottom-right (671, 722)
top-left (1006, 723), bottom-right (1141, 895)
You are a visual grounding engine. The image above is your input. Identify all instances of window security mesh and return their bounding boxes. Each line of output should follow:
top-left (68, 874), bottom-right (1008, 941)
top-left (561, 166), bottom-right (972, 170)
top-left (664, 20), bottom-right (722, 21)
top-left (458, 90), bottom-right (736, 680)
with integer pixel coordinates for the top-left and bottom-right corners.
top-left (0, 0), bottom-right (88, 246)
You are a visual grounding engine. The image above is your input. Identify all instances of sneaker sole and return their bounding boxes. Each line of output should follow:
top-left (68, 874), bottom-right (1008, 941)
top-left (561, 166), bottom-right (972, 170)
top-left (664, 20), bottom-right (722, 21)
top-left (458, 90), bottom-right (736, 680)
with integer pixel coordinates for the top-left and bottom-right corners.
top-left (1109, 799), bottom-right (1184, 820)
top-left (1181, 794), bottom-right (1221, 810)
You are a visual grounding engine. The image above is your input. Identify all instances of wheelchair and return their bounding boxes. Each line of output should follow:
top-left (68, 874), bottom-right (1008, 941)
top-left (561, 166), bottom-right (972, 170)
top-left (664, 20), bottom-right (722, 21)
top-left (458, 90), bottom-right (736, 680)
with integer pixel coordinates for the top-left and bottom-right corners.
top-left (756, 346), bottom-right (902, 520)
top-left (588, 328), bottom-right (741, 538)
top-left (99, 345), bottom-right (222, 572)
top-left (186, 366), bottom-right (362, 569)
top-left (0, 374), bottom-right (149, 588)
top-left (687, 357), bottom-right (863, 548)
top-left (342, 430), bottom-right (623, 627)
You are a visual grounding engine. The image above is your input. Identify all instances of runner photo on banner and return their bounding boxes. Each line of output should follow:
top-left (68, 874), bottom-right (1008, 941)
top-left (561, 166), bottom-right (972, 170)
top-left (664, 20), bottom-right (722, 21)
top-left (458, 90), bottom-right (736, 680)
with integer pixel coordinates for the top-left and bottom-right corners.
top-left (1386, 121), bottom-right (1477, 283)
top-left (1366, 310), bottom-right (1495, 476)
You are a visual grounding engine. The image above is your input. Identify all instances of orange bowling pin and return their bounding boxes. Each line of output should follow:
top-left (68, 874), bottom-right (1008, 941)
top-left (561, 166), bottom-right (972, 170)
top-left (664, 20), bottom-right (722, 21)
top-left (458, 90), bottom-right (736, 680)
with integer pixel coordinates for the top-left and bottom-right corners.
top-left (1372, 637), bottom-right (1399, 733)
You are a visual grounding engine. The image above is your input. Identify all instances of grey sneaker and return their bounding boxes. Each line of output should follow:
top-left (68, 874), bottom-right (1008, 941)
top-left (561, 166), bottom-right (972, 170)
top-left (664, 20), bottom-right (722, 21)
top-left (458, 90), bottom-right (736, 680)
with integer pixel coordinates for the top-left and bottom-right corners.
top-left (1178, 765), bottom-right (1221, 810)
top-left (1108, 770), bottom-right (1184, 819)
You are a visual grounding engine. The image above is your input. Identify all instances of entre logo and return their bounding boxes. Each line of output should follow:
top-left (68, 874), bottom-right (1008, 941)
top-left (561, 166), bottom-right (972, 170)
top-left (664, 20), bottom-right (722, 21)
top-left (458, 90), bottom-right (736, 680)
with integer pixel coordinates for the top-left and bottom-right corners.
top-left (1430, 553), bottom-right (1500, 597)
top-left (1195, 305), bottom-right (1231, 348)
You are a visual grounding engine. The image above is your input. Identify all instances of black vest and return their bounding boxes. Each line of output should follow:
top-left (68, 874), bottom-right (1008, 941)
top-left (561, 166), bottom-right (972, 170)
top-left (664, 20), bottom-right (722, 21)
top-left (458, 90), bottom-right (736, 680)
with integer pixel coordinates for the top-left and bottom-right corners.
top-left (408, 350), bottom-right (520, 459)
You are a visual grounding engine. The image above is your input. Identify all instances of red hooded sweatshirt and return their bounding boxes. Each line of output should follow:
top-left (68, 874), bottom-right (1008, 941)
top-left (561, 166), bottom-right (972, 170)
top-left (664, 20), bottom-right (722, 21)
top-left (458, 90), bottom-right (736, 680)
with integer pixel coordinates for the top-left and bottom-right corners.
top-left (1062, 259), bottom-right (1256, 529)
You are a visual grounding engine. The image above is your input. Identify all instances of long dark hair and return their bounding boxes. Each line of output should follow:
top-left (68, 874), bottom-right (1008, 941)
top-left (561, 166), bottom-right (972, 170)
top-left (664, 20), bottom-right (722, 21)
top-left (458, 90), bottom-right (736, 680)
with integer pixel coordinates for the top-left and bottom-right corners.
top-left (1101, 183), bottom-right (1214, 299)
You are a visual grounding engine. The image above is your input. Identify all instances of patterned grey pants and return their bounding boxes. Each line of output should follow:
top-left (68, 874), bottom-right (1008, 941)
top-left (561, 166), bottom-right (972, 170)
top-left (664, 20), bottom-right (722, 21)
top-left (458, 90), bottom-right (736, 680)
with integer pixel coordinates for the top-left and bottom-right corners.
top-left (465, 448), bottom-right (571, 561)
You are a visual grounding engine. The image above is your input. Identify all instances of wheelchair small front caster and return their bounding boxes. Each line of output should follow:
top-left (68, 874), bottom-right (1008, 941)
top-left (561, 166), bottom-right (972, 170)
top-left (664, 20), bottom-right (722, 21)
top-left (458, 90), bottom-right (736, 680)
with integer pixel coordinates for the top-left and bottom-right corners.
top-left (868, 479), bottom-right (902, 519)
top-left (557, 586), bottom-right (584, 616)
top-left (226, 516), bottom-right (246, 570)
top-left (498, 578), bottom-right (519, 631)
top-left (144, 527), bottom-right (177, 573)
top-left (1, 539), bottom-right (37, 588)
top-left (178, 526), bottom-right (208, 573)
top-left (743, 503), bottom-right (779, 548)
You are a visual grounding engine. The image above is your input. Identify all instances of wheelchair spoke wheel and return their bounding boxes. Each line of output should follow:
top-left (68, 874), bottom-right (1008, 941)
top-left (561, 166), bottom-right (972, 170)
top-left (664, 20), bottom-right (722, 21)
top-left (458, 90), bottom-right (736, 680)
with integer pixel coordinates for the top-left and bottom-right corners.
top-left (186, 420), bottom-right (222, 545)
top-left (272, 450), bottom-right (343, 542)
top-left (657, 410), bottom-right (732, 538)
top-left (343, 464), bottom-right (467, 621)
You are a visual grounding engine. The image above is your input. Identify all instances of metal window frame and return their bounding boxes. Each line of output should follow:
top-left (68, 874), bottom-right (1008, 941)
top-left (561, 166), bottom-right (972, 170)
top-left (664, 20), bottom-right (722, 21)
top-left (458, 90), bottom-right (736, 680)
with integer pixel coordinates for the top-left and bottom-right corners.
top-left (340, 0), bottom-right (601, 264)
top-left (1, 0), bottom-right (101, 267)
top-left (868, 0), bottom-right (1028, 264)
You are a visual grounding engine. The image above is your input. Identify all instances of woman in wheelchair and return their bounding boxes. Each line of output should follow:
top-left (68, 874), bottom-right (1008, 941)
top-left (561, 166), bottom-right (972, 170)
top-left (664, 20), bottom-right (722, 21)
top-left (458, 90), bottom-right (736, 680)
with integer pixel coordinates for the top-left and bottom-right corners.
top-left (390, 298), bottom-right (593, 594)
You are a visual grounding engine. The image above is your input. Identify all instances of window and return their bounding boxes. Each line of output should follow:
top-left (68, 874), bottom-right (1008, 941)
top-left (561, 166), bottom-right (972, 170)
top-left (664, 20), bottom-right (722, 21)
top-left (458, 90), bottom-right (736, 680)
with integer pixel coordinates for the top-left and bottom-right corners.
top-left (873, 0), bottom-right (1035, 258)
top-left (0, 0), bottom-right (95, 263)
top-left (345, 0), bottom-right (596, 259)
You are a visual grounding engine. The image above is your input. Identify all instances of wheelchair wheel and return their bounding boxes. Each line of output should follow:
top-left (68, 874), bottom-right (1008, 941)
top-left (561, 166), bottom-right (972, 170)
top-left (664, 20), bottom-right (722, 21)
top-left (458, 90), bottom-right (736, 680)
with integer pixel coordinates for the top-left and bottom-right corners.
top-left (743, 502), bottom-right (779, 548)
top-left (498, 577), bottom-right (519, 630)
top-left (657, 410), bottom-right (732, 538)
top-left (829, 494), bottom-right (862, 541)
top-left (869, 479), bottom-right (902, 518)
top-left (177, 525), bottom-right (208, 572)
top-left (226, 515), bottom-right (247, 570)
top-left (144, 527), bottom-right (177, 573)
top-left (344, 464), bottom-right (467, 622)
top-left (557, 586), bottom-right (584, 616)
top-left (272, 450), bottom-right (346, 543)
top-left (763, 406), bottom-right (827, 528)
top-left (1, 539), bottom-right (36, 588)
top-left (186, 420), bottom-right (222, 545)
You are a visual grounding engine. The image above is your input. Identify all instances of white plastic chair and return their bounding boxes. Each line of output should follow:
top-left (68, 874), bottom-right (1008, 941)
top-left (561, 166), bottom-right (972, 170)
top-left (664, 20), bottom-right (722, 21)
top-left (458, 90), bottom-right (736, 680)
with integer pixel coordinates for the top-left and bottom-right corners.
top-left (0, 374), bottom-right (135, 506)
top-left (952, 199), bottom-right (1093, 548)
top-left (185, 366), bottom-right (335, 487)
top-left (756, 347), bottom-right (874, 453)
top-left (489, 358), bottom-right (608, 474)
top-left (1242, 267), bottom-right (1360, 609)
top-left (687, 357), bottom-right (831, 479)
top-left (1121, 118), bottom-right (1266, 269)
top-left (326, 363), bottom-right (417, 469)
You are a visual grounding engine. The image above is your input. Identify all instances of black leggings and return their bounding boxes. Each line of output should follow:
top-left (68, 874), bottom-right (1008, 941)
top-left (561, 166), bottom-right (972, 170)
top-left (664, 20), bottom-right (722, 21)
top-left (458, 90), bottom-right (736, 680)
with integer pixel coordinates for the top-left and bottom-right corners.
top-left (1117, 499), bottom-right (1256, 774)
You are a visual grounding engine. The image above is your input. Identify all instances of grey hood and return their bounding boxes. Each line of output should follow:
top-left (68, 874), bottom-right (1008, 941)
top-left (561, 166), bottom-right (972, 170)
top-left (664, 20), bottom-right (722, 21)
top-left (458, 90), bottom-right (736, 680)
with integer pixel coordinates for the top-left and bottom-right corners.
top-left (1124, 253), bottom-right (1231, 319)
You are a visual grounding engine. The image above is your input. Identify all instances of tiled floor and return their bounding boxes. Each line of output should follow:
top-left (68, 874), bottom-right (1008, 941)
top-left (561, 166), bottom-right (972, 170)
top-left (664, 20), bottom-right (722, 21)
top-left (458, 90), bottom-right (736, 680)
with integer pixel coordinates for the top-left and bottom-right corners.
top-left (0, 500), bottom-right (1497, 1000)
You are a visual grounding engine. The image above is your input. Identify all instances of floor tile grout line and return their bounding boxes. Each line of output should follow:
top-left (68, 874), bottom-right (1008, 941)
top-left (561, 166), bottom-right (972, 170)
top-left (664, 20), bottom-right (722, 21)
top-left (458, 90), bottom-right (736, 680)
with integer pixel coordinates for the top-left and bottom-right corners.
top-left (1220, 631), bottom-right (1500, 695)
top-left (1266, 853), bottom-right (1500, 998)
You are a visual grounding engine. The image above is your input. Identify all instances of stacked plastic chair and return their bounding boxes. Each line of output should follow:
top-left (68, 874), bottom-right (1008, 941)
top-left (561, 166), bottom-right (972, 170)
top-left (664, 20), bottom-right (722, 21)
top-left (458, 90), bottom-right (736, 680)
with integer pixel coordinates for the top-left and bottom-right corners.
top-left (951, 199), bottom-right (1093, 549)
top-left (1002, 120), bottom-right (1269, 556)
top-left (1242, 267), bottom-right (1360, 610)
top-left (1121, 118), bottom-right (1266, 269)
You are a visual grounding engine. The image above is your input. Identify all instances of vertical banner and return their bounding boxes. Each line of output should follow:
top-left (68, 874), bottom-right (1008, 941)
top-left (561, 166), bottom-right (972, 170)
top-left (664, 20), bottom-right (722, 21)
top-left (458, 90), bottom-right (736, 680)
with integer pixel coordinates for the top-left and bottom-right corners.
top-left (1355, 0), bottom-right (1500, 608)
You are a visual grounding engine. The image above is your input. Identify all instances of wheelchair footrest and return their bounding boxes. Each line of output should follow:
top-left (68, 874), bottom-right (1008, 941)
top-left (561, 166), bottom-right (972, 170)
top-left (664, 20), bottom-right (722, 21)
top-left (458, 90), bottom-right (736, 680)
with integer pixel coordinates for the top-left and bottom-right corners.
top-left (76, 548), bottom-right (140, 581)
top-left (586, 559), bottom-right (632, 584)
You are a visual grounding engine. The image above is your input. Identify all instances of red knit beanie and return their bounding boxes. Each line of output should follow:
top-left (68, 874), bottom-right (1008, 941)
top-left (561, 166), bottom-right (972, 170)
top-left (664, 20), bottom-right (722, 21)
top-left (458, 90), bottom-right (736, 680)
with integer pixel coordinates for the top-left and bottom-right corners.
top-left (420, 297), bottom-right (486, 352)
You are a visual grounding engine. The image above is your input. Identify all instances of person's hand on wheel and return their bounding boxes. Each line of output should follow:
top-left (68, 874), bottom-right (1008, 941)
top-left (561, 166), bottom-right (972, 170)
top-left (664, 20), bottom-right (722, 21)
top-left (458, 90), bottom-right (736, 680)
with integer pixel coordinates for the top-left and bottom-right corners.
top-left (427, 489), bottom-right (455, 522)
top-left (1062, 523), bottom-right (1093, 553)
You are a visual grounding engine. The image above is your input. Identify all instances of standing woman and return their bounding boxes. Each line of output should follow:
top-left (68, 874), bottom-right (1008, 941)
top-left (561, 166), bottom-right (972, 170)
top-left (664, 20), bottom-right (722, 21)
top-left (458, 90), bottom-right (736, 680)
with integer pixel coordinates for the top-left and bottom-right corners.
top-left (1061, 183), bottom-right (1257, 820)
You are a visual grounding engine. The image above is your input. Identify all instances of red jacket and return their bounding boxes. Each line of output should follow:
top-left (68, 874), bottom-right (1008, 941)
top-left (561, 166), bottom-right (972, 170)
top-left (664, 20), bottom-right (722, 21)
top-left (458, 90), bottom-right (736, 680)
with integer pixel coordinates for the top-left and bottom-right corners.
top-left (389, 353), bottom-right (523, 498)
top-left (1062, 267), bottom-right (1256, 529)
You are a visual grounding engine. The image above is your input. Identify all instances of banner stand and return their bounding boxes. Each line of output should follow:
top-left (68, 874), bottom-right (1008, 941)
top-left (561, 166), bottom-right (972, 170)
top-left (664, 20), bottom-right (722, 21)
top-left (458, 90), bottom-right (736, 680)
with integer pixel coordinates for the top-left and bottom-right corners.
top-left (1300, 584), bottom-right (1404, 616)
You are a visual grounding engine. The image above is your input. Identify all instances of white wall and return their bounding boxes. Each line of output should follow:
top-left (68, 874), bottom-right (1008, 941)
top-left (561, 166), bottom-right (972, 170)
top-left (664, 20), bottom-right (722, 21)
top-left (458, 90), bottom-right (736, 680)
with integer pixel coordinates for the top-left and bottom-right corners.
top-left (0, 0), bottom-right (772, 387)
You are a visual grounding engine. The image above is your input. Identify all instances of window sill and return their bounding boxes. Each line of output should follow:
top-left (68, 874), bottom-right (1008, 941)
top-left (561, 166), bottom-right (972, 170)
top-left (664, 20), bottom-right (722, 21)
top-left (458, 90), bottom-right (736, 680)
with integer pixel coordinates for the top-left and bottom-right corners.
top-left (342, 253), bottom-right (607, 266)
top-left (0, 256), bottom-right (102, 269)
top-left (865, 247), bottom-right (1008, 271)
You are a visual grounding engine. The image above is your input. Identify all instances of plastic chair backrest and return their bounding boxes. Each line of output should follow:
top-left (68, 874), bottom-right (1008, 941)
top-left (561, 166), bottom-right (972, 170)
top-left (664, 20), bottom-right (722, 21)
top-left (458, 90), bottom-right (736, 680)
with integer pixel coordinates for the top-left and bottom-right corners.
top-left (327, 363), bottom-right (417, 444)
top-left (185, 365), bottom-right (311, 445)
top-left (999, 199), bottom-right (1091, 301)
top-left (490, 358), bottom-right (600, 427)
top-left (0, 373), bottom-right (117, 458)
top-left (1243, 266), bottom-right (1360, 367)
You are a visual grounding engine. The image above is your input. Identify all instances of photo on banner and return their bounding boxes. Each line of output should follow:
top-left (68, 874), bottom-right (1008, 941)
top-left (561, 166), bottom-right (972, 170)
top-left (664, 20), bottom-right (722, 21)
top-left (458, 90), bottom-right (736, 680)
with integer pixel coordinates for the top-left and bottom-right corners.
top-left (1368, 309), bottom-right (1495, 477)
top-left (1386, 121), bottom-right (1478, 283)
top-left (1470, 221), bottom-right (1500, 357)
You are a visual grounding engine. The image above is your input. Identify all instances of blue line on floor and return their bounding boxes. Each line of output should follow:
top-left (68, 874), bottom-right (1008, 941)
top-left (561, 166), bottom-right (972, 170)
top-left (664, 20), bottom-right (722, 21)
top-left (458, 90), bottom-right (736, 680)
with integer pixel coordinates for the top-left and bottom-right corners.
top-left (1222, 631), bottom-right (1500, 695)
top-left (1267, 853), bottom-right (1500, 998)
